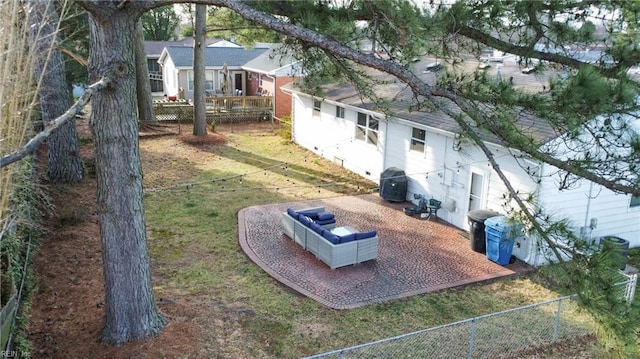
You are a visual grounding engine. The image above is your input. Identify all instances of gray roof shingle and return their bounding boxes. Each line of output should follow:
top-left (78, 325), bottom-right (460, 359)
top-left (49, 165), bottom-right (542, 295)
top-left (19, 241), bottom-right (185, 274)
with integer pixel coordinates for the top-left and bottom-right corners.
top-left (314, 60), bottom-right (558, 145)
top-left (164, 46), bottom-right (268, 68)
top-left (144, 38), bottom-right (222, 57)
top-left (242, 46), bottom-right (298, 75)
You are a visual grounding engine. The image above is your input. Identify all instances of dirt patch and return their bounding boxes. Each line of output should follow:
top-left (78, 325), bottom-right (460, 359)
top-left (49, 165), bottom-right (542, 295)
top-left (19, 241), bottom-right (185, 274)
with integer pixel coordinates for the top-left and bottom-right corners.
top-left (25, 121), bottom-right (235, 358)
top-left (507, 334), bottom-right (599, 358)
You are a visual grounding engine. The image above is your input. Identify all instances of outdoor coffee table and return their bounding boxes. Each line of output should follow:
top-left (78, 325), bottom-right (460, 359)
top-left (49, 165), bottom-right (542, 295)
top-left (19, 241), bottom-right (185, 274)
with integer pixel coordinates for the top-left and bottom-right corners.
top-left (331, 226), bottom-right (357, 236)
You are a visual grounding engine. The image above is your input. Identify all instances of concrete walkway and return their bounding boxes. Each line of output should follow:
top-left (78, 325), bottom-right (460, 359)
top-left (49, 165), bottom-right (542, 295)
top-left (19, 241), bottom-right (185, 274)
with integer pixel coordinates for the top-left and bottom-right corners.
top-left (238, 194), bottom-right (534, 309)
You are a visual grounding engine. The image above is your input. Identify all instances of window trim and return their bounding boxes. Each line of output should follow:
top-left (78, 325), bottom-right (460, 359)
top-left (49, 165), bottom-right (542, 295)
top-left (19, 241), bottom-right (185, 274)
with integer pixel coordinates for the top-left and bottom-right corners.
top-left (313, 98), bottom-right (322, 113)
top-left (410, 127), bottom-right (426, 153)
top-left (188, 70), bottom-right (215, 92)
top-left (355, 112), bottom-right (379, 146)
top-left (187, 70), bottom-right (194, 91)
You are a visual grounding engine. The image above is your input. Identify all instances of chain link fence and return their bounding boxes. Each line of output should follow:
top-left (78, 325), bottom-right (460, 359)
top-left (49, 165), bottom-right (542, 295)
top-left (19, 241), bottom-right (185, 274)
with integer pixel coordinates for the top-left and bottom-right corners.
top-left (304, 295), bottom-right (596, 359)
top-left (616, 271), bottom-right (637, 303)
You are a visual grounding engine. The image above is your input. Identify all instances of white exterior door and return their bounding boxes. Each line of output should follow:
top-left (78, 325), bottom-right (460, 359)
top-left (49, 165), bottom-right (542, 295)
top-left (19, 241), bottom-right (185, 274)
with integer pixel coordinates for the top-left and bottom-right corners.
top-left (468, 171), bottom-right (485, 212)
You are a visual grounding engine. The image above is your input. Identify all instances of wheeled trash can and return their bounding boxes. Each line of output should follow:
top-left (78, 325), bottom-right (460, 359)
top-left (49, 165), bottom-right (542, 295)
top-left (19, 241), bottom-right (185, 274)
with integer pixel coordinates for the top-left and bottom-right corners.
top-left (467, 209), bottom-right (500, 253)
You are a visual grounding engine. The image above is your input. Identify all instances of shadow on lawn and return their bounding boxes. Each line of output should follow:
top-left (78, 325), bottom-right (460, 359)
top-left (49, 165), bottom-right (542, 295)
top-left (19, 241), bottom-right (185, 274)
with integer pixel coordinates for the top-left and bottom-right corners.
top-left (194, 139), bottom-right (376, 195)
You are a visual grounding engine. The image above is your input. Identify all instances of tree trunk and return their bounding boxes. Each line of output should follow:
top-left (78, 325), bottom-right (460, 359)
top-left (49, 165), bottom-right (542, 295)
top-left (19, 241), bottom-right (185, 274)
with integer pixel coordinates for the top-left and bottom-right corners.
top-left (135, 19), bottom-right (157, 124)
top-left (192, 4), bottom-right (207, 135)
top-left (85, 8), bottom-right (164, 345)
top-left (27, 0), bottom-right (83, 183)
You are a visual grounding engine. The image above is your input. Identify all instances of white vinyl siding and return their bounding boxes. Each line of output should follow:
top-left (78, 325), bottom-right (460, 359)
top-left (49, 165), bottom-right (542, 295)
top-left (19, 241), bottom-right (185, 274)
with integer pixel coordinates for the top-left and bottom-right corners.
top-left (538, 171), bottom-right (640, 246)
top-left (290, 91), bottom-right (640, 247)
top-left (292, 95), bottom-right (383, 181)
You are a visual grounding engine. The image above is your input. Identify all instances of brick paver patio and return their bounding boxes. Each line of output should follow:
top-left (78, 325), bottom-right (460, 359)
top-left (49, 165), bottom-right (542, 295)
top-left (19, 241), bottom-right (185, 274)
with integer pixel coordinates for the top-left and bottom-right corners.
top-left (238, 194), bottom-right (534, 309)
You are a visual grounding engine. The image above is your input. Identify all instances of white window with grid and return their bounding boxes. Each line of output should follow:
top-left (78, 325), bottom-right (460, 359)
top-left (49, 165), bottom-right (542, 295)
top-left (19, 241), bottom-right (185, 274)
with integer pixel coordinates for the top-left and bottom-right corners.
top-left (313, 99), bottom-right (322, 114)
top-left (356, 112), bottom-right (379, 146)
top-left (410, 127), bottom-right (426, 153)
top-left (187, 70), bottom-right (214, 91)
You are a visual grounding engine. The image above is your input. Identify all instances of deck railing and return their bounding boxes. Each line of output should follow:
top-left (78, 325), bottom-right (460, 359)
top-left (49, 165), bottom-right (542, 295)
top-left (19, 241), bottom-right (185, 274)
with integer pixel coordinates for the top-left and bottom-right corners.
top-left (205, 96), bottom-right (272, 113)
top-left (153, 96), bottom-right (273, 123)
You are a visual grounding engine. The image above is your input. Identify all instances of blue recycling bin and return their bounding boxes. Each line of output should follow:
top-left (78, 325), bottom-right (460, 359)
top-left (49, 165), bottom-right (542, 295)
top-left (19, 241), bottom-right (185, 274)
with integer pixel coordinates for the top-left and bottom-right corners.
top-left (484, 216), bottom-right (521, 265)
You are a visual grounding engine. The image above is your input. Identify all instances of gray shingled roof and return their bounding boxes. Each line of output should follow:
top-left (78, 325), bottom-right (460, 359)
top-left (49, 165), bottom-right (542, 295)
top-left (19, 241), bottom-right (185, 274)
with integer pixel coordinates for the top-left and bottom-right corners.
top-left (310, 59), bottom-right (558, 145)
top-left (242, 46), bottom-right (298, 74)
top-left (164, 46), bottom-right (268, 68)
top-left (144, 38), bottom-right (222, 57)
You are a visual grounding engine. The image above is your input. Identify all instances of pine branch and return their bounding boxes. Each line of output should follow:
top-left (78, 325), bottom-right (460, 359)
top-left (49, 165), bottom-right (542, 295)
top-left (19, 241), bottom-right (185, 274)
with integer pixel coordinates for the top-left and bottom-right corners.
top-left (429, 90), bottom-right (568, 262)
top-left (216, 0), bottom-right (640, 197)
top-left (0, 78), bottom-right (110, 168)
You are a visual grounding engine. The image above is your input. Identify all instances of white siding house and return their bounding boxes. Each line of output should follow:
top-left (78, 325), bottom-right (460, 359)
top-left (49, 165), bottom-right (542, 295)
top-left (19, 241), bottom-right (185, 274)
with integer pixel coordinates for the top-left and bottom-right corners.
top-left (291, 95), bottom-right (385, 180)
top-left (289, 91), bottom-right (537, 230)
top-left (284, 73), bottom-right (640, 266)
top-left (144, 38), bottom-right (230, 96)
top-left (158, 46), bottom-right (268, 100)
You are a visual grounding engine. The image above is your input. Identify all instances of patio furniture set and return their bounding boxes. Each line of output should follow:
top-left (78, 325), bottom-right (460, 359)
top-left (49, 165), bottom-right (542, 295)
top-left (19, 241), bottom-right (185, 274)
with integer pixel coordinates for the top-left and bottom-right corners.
top-left (282, 207), bottom-right (379, 269)
top-left (403, 194), bottom-right (441, 220)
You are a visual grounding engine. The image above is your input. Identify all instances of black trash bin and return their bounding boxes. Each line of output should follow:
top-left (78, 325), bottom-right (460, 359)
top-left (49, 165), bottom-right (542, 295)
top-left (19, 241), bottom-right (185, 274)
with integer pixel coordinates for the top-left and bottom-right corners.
top-left (467, 209), bottom-right (500, 253)
top-left (600, 236), bottom-right (630, 270)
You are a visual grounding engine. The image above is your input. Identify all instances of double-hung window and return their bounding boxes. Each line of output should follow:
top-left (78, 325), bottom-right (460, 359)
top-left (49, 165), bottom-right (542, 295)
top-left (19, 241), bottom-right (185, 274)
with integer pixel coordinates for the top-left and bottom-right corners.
top-left (187, 71), bottom-right (194, 91)
top-left (204, 71), bottom-right (214, 91)
top-left (335, 106), bottom-right (345, 119)
top-left (356, 112), bottom-right (379, 146)
top-left (188, 70), bottom-right (214, 91)
top-left (313, 99), bottom-right (322, 114)
top-left (410, 127), bottom-right (426, 153)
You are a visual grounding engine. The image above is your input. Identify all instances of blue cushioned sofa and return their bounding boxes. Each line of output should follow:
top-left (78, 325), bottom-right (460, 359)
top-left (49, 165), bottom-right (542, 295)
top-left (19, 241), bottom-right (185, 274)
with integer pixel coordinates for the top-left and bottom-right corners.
top-left (282, 207), bottom-right (379, 269)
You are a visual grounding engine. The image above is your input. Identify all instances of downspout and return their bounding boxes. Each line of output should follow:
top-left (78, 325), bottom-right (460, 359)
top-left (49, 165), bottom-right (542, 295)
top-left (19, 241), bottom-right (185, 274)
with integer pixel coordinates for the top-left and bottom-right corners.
top-left (265, 73), bottom-right (276, 128)
top-left (584, 181), bottom-right (594, 243)
top-left (442, 133), bottom-right (451, 224)
top-left (381, 117), bottom-right (390, 172)
top-left (279, 83), bottom-right (295, 142)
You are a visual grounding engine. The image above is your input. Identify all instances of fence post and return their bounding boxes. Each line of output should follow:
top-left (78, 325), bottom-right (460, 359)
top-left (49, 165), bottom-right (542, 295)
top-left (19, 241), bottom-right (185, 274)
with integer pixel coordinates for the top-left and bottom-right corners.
top-left (467, 318), bottom-right (476, 359)
top-left (553, 298), bottom-right (563, 342)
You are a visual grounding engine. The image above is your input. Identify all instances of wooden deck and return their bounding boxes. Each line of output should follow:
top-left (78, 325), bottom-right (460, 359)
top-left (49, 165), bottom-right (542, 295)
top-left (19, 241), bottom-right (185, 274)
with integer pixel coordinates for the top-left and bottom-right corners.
top-left (153, 96), bottom-right (272, 123)
top-left (205, 96), bottom-right (272, 113)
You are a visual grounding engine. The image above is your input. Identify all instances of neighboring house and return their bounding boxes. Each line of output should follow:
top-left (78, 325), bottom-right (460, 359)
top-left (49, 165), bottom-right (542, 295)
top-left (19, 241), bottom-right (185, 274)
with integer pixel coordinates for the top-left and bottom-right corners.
top-left (157, 42), bottom-right (300, 119)
top-left (144, 38), bottom-right (225, 95)
top-left (284, 58), bottom-right (640, 267)
top-left (242, 46), bottom-right (301, 119)
top-left (158, 45), bottom-right (267, 99)
top-left (156, 39), bottom-right (265, 101)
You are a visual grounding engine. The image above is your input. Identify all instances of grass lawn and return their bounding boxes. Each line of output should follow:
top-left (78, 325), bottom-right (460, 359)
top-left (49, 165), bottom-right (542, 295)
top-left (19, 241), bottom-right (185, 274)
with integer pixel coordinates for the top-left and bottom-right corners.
top-left (138, 123), bottom-right (629, 358)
